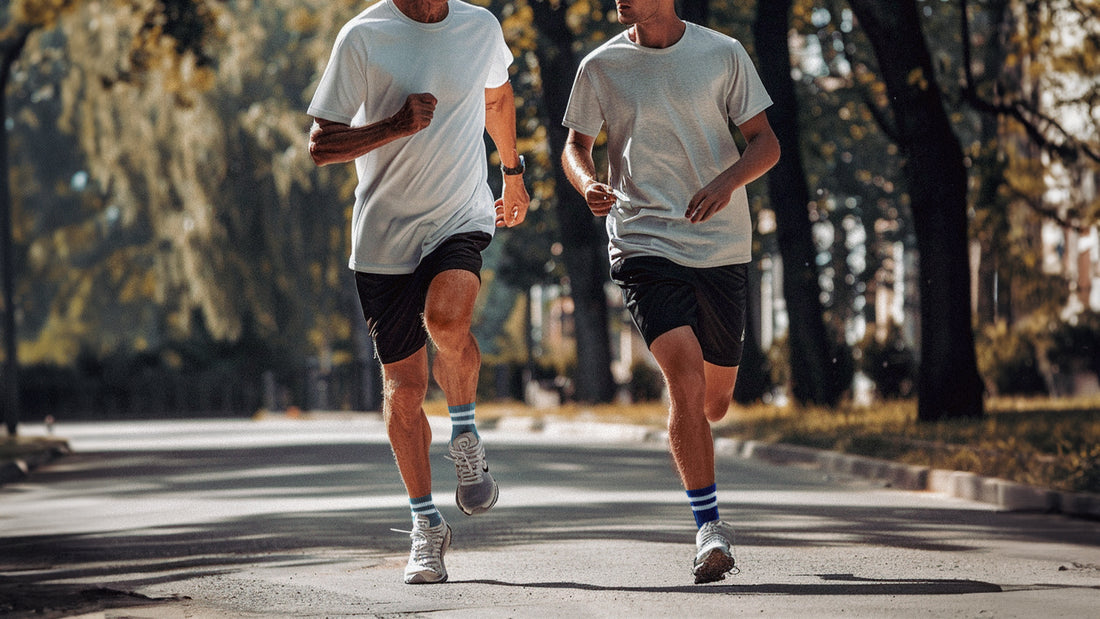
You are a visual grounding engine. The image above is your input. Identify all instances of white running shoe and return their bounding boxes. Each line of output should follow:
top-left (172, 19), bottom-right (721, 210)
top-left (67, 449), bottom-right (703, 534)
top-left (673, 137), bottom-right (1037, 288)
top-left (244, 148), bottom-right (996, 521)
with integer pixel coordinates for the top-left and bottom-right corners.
top-left (447, 432), bottom-right (499, 515)
top-left (693, 520), bottom-right (737, 584)
top-left (402, 514), bottom-right (452, 584)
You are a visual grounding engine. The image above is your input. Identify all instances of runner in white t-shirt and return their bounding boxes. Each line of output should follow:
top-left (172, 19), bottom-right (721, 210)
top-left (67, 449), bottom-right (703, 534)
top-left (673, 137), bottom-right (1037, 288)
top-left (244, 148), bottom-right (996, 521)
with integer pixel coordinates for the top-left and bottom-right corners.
top-left (308, 0), bottom-right (529, 585)
top-left (562, 0), bottom-right (780, 584)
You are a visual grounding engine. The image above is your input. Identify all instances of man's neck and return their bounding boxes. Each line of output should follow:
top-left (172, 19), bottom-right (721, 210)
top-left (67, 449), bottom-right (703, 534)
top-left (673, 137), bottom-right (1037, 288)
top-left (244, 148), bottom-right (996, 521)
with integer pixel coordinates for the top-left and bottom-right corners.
top-left (392, 0), bottom-right (449, 23)
top-left (628, 15), bottom-right (685, 49)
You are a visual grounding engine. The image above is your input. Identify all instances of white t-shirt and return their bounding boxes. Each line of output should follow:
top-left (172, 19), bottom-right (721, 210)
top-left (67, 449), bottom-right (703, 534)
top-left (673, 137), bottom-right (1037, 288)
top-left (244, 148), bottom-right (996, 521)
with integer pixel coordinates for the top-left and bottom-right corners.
top-left (308, 0), bottom-right (512, 274)
top-left (563, 23), bottom-right (773, 268)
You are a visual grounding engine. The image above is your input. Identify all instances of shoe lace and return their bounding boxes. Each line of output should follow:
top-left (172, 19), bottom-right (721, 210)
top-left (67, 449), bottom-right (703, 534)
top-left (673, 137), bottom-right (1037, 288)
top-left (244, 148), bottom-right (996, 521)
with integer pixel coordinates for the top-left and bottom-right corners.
top-left (446, 439), bottom-right (487, 486)
top-left (697, 522), bottom-right (727, 548)
top-left (392, 525), bottom-right (444, 570)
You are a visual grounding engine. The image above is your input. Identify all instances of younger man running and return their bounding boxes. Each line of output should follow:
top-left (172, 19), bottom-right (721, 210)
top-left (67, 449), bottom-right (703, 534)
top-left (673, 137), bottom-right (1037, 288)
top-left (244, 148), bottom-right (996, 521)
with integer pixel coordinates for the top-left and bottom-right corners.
top-left (562, 0), bottom-right (780, 583)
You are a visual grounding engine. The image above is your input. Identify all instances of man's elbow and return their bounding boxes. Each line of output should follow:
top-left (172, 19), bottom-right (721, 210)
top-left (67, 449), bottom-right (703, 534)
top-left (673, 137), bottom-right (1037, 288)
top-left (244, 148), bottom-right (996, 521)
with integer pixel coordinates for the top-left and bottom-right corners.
top-left (757, 132), bottom-right (781, 171)
top-left (484, 96), bottom-right (505, 118)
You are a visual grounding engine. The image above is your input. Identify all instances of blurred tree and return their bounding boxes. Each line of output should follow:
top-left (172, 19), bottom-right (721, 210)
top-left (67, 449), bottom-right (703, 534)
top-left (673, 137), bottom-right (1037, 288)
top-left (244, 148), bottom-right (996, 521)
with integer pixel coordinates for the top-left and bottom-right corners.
top-left (961, 0), bottom-right (1099, 223)
top-left (753, 0), bottom-right (848, 406)
top-left (962, 0), bottom-right (1099, 329)
top-left (6, 1), bottom-right (375, 416)
top-left (2, 0), bottom-right (224, 433)
top-left (525, 0), bottom-right (616, 403)
top-left (845, 0), bottom-right (985, 421)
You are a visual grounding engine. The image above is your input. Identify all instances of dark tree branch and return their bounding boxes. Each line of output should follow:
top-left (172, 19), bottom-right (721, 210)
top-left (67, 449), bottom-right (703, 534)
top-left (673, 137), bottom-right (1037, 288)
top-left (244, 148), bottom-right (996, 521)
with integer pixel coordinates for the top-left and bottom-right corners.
top-left (958, 0), bottom-right (1100, 165)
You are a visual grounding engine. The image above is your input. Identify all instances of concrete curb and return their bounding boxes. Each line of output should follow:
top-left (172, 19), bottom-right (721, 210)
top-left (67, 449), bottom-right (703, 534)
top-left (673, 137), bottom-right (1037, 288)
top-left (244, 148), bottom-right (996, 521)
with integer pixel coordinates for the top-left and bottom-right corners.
top-left (710, 436), bottom-right (1100, 519)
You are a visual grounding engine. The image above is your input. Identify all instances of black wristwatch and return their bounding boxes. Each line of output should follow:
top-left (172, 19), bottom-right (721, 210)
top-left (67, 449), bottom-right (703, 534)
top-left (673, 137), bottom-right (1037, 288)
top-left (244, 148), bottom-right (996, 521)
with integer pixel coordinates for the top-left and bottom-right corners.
top-left (501, 154), bottom-right (525, 176)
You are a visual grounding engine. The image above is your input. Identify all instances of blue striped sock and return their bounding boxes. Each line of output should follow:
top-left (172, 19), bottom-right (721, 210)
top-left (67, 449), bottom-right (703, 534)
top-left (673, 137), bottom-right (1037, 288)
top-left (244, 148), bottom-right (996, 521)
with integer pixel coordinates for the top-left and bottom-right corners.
top-left (687, 484), bottom-right (720, 528)
top-left (410, 494), bottom-right (442, 527)
top-left (448, 403), bottom-right (478, 441)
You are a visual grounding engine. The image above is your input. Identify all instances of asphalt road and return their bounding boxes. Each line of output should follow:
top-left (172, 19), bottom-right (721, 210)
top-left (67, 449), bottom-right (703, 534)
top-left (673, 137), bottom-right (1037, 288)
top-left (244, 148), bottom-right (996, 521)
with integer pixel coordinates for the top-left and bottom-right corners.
top-left (1, 415), bottom-right (1098, 618)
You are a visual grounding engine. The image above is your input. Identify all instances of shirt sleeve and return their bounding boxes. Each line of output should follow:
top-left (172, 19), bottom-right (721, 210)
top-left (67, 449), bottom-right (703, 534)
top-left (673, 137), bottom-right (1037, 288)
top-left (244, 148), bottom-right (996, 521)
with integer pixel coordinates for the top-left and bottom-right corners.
top-left (725, 40), bottom-right (773, 127)
top-left (485, 23), bottom-right (513, 89)
top-left (562, 61), bottom-right (604, 137)
top-left (307, 28), bottom-right (369, 125)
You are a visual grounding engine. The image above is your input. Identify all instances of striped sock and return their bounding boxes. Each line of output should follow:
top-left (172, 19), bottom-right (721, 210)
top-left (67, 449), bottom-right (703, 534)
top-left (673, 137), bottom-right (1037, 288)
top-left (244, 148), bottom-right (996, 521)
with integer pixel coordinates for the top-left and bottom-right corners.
top-left (448, 403), bottom-right (478, 441)
top-left (687, 484), bottom-right (720, 528)
top-left (410, 494), bottom-right (442, 527)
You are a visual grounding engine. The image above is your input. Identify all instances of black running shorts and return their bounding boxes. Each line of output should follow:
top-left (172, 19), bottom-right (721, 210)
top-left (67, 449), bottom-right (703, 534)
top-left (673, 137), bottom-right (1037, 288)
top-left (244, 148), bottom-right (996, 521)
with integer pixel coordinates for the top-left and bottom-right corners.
top-left (610, 256), bottom-right (748, 367)
top-left (354, 231), bottom-right (492, 365)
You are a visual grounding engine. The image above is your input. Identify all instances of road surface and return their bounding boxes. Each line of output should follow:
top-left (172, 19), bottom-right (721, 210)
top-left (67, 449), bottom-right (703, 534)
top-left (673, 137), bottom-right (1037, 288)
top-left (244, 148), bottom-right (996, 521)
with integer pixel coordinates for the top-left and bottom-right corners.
top-left (2, 415), bottom-right (1098, 617)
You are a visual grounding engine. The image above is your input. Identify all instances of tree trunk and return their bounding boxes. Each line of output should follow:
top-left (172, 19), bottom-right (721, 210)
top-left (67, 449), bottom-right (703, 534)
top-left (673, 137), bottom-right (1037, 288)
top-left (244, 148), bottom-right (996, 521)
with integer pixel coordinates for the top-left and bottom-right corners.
top-left (1, 24), bottom-right (32, 436)
top-left (753, 0), bottom-right (847, 406)
top-left (847, 0), bottom-right (984, 421)
top-left (529, 0), bottom-right (616, 403)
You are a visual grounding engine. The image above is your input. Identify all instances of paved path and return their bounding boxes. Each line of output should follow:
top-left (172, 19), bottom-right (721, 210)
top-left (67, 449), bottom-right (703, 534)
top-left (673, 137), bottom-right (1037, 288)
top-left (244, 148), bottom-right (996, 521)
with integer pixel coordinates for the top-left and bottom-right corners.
top-left (1, 416), bottom-right (1099, 617)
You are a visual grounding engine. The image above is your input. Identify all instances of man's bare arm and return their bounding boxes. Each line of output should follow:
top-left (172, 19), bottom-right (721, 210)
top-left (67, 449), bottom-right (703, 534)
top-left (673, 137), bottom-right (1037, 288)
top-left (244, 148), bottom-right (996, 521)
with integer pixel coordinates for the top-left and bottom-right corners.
top-left (562, 129), bottom-right (615, 217)
top-left (308, 93), bottom-right (437, 166)
top-left (686, 111), bottom-right (780, 223)
top-left (484, 82), bottom-right (529, 227)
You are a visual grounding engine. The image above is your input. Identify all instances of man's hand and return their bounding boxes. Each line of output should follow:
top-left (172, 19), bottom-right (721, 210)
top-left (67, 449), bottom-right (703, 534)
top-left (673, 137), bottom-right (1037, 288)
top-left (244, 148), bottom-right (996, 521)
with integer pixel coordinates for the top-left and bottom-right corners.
top-left (495, 174), bottom-right (530, 228)
top-left (582, 181), bottom-right (616, 217)
top-left (686, 177), bottom-right (736, 223)
top-left (390, 93), bottom-right (437, 136)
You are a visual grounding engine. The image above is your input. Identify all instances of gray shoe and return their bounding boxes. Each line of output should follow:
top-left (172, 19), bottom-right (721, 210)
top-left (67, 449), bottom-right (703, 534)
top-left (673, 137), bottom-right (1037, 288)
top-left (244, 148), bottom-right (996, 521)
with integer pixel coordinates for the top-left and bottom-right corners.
top-left (447, 431), bottom-right (499, 515)
top-left (402, 514), bottom-right (451, 584)
top-left (692, 520), bottom-right (737, 584)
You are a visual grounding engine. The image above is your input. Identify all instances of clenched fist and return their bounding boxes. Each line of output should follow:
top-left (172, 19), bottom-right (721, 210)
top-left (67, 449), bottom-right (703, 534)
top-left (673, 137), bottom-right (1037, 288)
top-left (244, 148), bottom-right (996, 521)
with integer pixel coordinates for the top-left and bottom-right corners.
top-left (390, 93), bottom-right (437, 136)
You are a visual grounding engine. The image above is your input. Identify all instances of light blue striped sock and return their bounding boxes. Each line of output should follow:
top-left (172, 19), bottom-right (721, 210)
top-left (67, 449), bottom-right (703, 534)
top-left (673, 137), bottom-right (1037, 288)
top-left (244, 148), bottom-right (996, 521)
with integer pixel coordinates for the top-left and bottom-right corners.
top-left (410, 494), bottom-right (442, 527)
top-left (448, 403), bottom-right (478, 441)
top-left (687, 483), bottom-right (720, 528)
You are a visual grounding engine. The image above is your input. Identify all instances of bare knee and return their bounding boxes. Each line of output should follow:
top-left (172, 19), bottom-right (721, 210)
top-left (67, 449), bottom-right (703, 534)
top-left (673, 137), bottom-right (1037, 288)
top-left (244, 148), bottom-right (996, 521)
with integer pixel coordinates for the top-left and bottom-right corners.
top-left (382, 366), bottom-right (429, 425)
top-left (424, 307), bottom-right (472, 350)
top-left (664, 364), bottom-right (706, 407)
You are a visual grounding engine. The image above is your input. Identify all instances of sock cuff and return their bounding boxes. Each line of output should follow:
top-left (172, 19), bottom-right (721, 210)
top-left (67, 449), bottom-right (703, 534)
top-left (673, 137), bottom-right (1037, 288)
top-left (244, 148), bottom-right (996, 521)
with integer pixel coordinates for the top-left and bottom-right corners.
top-left (447, 403), bottom-right (476, 414)
top-left (687, 484), bottom-right (720, 527)
top-left (687, 484), bottom-right (718, 500)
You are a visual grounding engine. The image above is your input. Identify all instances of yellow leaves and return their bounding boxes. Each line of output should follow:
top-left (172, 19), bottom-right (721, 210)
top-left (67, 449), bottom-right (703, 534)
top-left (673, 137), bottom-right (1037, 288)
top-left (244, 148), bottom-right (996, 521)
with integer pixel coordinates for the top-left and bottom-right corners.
top-left (906, 66), bottom-right (928, 91)
top-left (13, 0), bottom-right (80, 28)
top-left (285, 6), bottom-right (319, 34)
top-left (501, 3), bottom-right (537, 53)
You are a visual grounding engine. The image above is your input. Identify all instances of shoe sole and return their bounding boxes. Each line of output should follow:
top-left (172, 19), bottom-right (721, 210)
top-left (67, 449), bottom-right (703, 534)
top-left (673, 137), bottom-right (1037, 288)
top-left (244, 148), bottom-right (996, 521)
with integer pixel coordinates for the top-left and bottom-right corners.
top-left (693, 548), bottom-right (736, 584)
top-left (404, 526), bottom-right (452, 584)
top-left (456, 480), bottom-right (499, 516)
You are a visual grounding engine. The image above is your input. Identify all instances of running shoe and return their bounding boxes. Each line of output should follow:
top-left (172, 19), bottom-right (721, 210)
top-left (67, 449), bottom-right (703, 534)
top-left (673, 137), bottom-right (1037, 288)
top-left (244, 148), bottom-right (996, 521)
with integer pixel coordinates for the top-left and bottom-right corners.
top-left (692, 520), bottom-right (737, 584)
top-left (402, 514), bottom-right (452, 584)
top-left (447, 431), bottom-right (499, 515)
